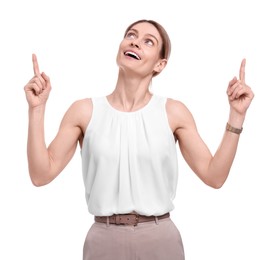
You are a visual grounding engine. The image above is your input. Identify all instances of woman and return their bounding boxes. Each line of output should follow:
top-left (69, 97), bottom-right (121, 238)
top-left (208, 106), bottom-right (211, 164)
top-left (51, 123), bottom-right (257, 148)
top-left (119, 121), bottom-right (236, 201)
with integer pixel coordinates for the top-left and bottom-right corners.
top-left (24, 19), bottom-right (254, 260)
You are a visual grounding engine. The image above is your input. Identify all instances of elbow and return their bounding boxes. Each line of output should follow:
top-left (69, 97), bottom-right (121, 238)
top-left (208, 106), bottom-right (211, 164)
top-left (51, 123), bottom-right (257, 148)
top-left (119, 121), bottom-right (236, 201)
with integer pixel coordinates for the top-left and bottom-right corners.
top-left (31, 179), bottom-right (47, 187)
top-left (31, 178), bottom-right (50, 187)
top-left (29, 171), bottom-right (53, 187)
top-left (209, 182), bottom-right (224, 189)
top-left (201, 169), bottom-right (229, 189)
top-left (204, 177), bottom-right (227, 189)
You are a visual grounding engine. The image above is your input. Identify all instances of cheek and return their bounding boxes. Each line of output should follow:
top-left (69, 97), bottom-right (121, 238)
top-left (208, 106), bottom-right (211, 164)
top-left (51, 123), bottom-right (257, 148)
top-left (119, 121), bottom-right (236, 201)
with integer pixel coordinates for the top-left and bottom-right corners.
top-left (147, 47), bottom-right (161, 60)
top-left (146, 52), bottom-right (161, 66)
top-left (116, 43), bottom-right (125, 64)
top-left (116, 47), bottom-right (121, 60)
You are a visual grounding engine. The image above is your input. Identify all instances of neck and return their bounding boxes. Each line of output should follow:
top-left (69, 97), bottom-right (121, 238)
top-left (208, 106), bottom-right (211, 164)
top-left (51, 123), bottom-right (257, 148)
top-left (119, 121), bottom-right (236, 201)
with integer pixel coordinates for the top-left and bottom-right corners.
top-left (107, 73), bottom-right (153, 112)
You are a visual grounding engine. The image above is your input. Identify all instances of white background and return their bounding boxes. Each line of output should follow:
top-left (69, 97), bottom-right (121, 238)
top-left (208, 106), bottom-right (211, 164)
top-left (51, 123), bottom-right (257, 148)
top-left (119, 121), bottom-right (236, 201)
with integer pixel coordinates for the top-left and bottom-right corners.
top-left (0, 0), bottom-right (275, 259)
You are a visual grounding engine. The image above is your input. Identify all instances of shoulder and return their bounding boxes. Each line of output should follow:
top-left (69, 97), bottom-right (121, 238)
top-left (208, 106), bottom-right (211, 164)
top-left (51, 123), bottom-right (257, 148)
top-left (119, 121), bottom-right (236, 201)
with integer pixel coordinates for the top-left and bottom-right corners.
top-left (165, 97), bottom-right (196, 132)
top-left (70, 98), bottom-right (92, 110)
top-left (61, 98), bottom-right (92, 129)
top-left (66, 98), bottom-right (92, 116)
top-left (166, 97), bottom-right (192, 119)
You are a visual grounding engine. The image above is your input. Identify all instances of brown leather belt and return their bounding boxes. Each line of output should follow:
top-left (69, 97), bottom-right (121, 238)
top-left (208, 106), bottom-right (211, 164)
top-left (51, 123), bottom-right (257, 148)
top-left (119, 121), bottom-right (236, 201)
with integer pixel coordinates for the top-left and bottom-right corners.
top-left (95, 212), bottom-right (170, 226)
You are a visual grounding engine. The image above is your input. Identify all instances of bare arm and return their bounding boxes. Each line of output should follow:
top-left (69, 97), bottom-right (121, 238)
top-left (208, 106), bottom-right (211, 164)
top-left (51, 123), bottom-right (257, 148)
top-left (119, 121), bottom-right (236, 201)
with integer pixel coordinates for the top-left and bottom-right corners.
top-left (167, 59), bottom-right (254, 188)
top-left (24, 54), bottom-right (91, 186)
top-left (27, 102), bottom-right (84, 186)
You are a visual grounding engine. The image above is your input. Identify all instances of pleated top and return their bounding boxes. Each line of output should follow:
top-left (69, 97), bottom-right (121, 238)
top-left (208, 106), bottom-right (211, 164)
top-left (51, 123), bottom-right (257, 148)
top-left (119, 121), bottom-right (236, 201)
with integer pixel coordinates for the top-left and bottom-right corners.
top-left (81, 95), bottom-right (178, 216)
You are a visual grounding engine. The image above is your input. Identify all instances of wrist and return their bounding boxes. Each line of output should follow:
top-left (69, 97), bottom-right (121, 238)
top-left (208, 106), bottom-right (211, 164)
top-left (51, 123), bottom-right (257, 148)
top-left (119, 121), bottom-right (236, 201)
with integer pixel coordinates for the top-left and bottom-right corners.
top-left (226, 122), bottom-right (243, 135)
top-left (28, 104), bottom-right (46, 114)
top-left (228, 111), bottom-right (245, 129)
top-left (28, 105), bottom-right (46, 123)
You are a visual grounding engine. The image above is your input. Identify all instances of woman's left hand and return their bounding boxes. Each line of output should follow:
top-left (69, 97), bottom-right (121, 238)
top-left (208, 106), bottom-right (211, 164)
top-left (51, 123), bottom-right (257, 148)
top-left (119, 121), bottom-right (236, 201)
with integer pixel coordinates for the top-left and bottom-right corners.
top-left (227, 59), bottom-right (254, 115)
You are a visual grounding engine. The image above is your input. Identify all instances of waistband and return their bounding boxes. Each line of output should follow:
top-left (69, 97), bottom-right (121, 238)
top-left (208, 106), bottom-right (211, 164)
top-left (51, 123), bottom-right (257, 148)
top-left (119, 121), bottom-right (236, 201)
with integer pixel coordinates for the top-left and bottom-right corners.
top-left (94, 212), bottom-right (170, 226)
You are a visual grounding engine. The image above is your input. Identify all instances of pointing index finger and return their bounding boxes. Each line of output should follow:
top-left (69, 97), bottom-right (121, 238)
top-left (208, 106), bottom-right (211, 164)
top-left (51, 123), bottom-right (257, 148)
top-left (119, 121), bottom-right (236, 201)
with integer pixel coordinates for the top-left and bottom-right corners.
top-left (32, 53), bottom-right (40, 75)
top-left (239, 58), bottom-right (246, 84)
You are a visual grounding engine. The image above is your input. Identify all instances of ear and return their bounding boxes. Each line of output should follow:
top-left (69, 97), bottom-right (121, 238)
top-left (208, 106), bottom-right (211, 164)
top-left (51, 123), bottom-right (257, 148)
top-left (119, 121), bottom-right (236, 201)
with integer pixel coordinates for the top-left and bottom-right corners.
top-left (153, 59), bottom-right (167, 74)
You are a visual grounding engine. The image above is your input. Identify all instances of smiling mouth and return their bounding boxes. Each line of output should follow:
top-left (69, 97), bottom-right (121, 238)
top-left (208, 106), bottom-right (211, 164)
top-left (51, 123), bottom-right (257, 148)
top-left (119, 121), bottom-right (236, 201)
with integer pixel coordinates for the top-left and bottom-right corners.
top-left (124, 51), bottom-right (141, 60)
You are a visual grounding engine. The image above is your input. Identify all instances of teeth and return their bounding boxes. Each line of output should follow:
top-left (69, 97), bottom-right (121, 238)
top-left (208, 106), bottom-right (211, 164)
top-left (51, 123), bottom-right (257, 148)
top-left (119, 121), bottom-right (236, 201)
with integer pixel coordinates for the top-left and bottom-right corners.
top-left (125, 51), bottom-right (140, 60)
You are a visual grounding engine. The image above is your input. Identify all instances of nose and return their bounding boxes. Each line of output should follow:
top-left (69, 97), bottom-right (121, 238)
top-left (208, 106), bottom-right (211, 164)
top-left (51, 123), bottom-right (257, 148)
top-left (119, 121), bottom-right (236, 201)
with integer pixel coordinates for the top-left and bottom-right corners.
top-left (130, 41), bottom-right (140, 49)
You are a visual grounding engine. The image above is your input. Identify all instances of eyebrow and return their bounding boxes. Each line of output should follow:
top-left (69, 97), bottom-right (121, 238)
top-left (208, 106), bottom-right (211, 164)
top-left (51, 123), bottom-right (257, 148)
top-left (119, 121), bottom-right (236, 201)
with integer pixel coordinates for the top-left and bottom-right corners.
top-left (128, 28), bottom-right (159, 44)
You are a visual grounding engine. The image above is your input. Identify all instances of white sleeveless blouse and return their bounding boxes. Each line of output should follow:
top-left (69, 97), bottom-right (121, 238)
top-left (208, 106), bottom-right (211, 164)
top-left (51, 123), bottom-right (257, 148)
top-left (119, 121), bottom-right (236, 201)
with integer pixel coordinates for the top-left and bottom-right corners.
top-left (81, 95), bottom-right (178, 216)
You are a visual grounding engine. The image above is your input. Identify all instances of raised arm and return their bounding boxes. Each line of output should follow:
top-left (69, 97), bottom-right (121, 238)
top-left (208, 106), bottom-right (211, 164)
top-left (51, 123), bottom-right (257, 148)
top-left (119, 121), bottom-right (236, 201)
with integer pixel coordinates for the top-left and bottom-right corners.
top-left (24, 54), bottom-right (85, 186)
top-left (167, 59), bottom-right (254, 189)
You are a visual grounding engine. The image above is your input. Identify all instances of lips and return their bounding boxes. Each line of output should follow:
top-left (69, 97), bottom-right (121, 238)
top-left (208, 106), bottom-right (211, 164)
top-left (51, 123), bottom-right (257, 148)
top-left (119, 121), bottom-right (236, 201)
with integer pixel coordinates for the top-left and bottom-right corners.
top-left (124, 51), bottom-right (141, 60)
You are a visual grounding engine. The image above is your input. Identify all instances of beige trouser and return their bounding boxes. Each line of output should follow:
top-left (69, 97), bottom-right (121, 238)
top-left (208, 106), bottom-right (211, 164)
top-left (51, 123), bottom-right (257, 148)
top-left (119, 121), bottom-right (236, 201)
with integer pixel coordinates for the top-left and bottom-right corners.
top-left (83, 217), bottom-right (185, 260)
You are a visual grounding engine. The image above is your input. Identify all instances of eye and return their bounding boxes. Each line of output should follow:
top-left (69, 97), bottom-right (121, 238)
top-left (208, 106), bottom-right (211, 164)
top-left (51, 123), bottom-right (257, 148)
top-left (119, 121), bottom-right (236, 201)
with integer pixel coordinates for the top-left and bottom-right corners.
top-left (126, 32), bottom-right (136, 39)
top-left (144, 39), bottom-right (154, 46)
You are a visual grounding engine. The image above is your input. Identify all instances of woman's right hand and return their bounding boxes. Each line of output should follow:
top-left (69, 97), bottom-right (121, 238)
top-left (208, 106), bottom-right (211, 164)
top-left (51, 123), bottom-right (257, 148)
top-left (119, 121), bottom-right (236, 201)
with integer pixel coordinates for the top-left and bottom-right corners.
top-left (24, 54), bottom-right (52, 109)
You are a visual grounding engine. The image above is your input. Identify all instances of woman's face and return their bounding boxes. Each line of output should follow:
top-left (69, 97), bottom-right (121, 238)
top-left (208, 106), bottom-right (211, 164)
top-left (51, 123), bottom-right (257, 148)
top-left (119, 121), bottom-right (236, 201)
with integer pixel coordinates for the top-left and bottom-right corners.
top-left (116, 22), bottom-right (166, 77)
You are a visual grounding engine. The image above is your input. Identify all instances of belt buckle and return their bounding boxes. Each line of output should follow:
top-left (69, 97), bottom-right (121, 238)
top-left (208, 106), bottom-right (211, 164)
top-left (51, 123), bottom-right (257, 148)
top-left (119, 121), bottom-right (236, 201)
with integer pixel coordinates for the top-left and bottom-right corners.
top-left (114, 214), bottom-right (139, 226)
